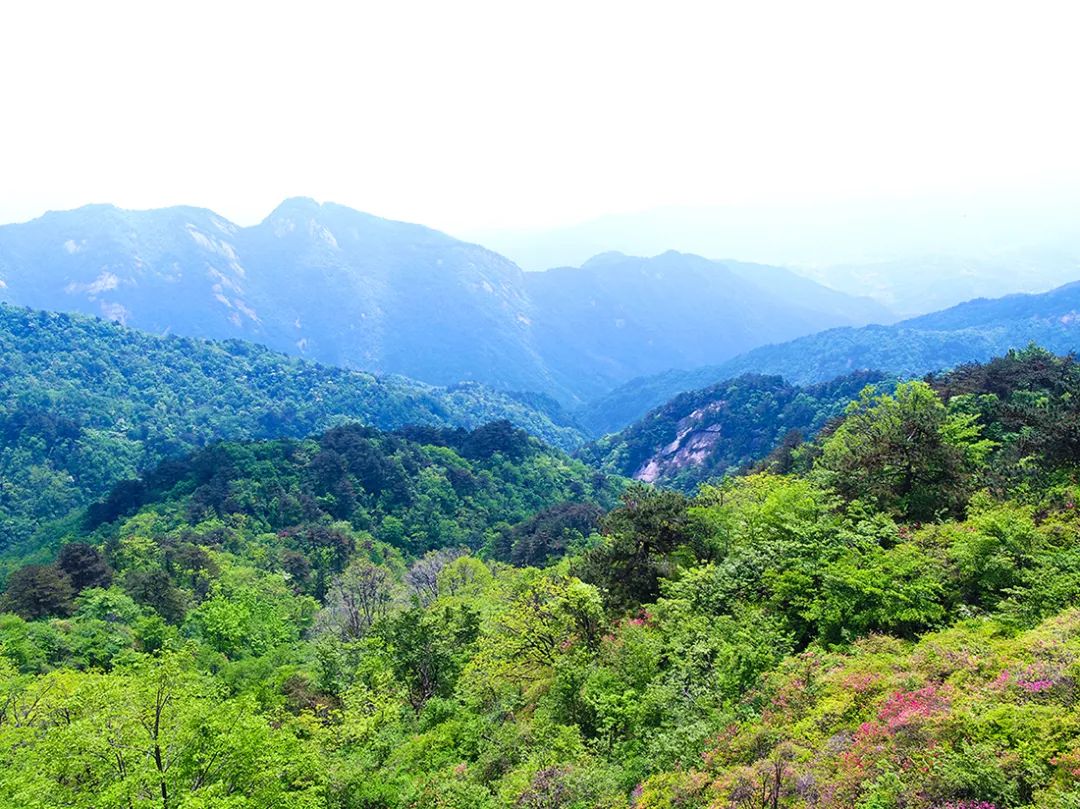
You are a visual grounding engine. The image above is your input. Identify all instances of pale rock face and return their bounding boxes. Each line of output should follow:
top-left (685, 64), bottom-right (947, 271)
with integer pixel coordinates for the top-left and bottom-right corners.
top-left (207, 267), bottom-right (243, 294)
top-left (187, 225), bottom-right (241, 262)
top-left (235, 300), bottom-right (259, 322)
top-left (630, 400), bottom-right (730, 481)
top-left (99, 301), bottom-right (129, 324)
top-left (636, 459), bottom-right (662, 483)
top-left (310, 222), bottom-right (338, 248)
top-left (186, 227), bottom-right (216, 252)
top-left (65, 272), bottom-right (119, 296)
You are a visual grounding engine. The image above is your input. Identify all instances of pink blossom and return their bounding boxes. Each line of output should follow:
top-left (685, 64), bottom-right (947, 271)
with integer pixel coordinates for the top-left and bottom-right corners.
top-left (1018, 679), bottom-right (1055, 693)
top-left (877, 685), bottom-right (948, 729)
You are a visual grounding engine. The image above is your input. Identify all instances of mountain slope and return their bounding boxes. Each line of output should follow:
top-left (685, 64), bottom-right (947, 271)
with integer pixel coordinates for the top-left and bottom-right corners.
top-left (717, 283), bottom-right (1080, 384)
top-left (236, 199), bottom-right (552, 393)
top-left (0, 203), bottom-right (887, 405)
top-left (80, 420), bottom-right (623, 560)
top-left (722, 258), bottom-right (895, 325)
top-left (0, 199), bottom-right (556, 396)
top-left (0, 303), bottom-right (585, 550)
top-left (524, 250), bottom-right (891, 401)
top-left (584, 371), bottom-right (888, 490)
top-left (584, 279), bottom-right (1080, 431)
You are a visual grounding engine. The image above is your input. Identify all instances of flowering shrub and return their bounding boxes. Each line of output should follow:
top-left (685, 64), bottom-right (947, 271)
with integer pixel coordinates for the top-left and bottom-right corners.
top-left (671, 611), bottom-right (1080, 809)
top-left (877, 685), bottom-right (949, 729)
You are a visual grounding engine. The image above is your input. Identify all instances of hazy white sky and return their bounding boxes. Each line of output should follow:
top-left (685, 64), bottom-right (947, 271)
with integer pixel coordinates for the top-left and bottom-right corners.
top-left (2, 0), bottom-right (1078, 232)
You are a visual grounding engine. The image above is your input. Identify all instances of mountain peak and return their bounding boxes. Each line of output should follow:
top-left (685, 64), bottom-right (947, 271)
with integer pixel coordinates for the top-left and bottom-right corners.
top-left (265, 196), bottom-right (323, 219)
top-left (11, 202), bottom-right (230, 236)
top-left (580, 251), bottom-right (631, 269)
top-left (259, 199), bottom-right (462, 251)
top-left (579, 250), bottom-right (708, 271)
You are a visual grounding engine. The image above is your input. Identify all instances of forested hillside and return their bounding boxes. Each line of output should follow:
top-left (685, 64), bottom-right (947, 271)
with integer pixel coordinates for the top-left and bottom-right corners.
top-left (585, 282), bottom-right (1080, 432)
top-left (592, 345), bottom-right (1080, 492)
top-left (0, 304), bottom-right (584, 550)
top-left (584, 370), bottom-right (889, 490)
top-left (706, 284), bottom-right (1080, 386)
top-left (4, 348), bottom-right (1080, 807)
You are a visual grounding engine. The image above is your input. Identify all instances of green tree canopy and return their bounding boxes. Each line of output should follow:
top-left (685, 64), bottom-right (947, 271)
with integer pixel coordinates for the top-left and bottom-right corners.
top-left (814, 381), bottom-right (994, 521)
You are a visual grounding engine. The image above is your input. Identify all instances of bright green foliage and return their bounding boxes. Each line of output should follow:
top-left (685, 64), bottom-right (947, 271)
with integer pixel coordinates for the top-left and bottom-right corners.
top-left (5, 349), bottom-right (1080, 807)
top-left (816, 381), bottom-right (994, 520)
top-left (0, 304), bottom-right (587, 551)
top-left (0, 652), bottom-right (325, 808)
top-left (635, 610), bottom-right (1080, 808)
top-left (186, 564), bottom-right (317, 658)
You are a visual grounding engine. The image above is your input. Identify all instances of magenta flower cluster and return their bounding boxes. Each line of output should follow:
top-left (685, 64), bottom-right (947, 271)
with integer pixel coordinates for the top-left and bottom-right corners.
top-left (876, 685), bottom-right (947, 729)
top-left (993, 664), bottom-right (1059, 694)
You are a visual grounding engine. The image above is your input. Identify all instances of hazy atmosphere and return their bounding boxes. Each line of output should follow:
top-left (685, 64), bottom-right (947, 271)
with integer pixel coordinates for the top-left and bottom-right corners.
top-left (4, 1), bottom-right (1079, 234)
top-left (5, 3), bottom-right (1080, 808)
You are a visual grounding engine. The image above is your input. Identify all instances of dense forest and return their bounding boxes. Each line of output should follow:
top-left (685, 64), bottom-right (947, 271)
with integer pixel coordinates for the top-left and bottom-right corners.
top-left (2, 346), bottom-right (1080, 806)
top-left (583, 370), bottom-right (890, 490)
top-left (0, 304), bottom-right (585, 551)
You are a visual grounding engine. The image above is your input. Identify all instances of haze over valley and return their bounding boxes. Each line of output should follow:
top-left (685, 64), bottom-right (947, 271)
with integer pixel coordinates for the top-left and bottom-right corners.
top-left (0, 199), bottom-right (893, 406)
top-left (6, 3), bottom-right (1080, 807)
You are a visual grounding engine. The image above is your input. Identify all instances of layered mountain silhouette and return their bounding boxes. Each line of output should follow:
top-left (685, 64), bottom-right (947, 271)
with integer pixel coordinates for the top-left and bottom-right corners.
top-left (0, 199), bottom-right (551, 396)
top-left (0, 200), bottom-right (888, 405)
top-left (582, 280), bottom-right (1080, 434)
top-left (524, 251), bottom-right (891, 401)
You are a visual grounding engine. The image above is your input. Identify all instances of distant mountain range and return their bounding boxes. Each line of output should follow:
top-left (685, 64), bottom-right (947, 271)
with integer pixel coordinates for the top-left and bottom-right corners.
top-left (469, 190), bottom-right (1080, 316)
top-left (583, 280), bottom-right (1080, 434)
top-left (0, 200), bottom-right (888, 406)
top-left (803, 251), bottom-right (1080, 318)
top-left (523, 251), bottom-right (891, 402)
top-left (7, 198), bottom-right (1080, 444)
top-left (0, 199), bottom-right (553, 396)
